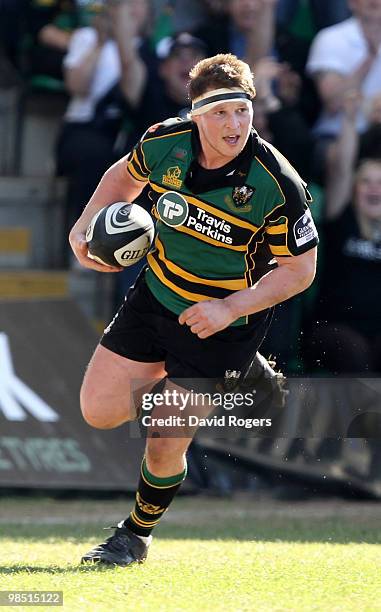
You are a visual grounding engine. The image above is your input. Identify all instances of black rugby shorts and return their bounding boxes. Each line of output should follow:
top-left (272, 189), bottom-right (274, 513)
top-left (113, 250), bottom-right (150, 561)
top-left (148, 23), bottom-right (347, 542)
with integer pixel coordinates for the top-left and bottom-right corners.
top-left (100, 272), bottom-right (272, 382)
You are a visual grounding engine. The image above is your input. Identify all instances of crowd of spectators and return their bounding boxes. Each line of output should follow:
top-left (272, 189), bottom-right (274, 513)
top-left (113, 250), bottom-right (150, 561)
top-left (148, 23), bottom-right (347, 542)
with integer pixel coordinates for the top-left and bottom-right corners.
top-left (1, 0), bottom-right (381, 375)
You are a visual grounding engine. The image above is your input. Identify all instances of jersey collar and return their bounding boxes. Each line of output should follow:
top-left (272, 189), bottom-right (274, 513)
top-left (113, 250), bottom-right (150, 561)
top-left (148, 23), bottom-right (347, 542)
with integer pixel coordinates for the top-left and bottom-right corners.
top-left (184, 125), bottom-right (259, 194)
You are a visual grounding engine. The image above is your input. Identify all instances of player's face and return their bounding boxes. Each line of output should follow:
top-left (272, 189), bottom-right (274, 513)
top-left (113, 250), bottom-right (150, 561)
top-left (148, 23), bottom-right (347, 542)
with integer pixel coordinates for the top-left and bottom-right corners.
top-left (193, 101), bottom-right (253, 167)
top-left (355, 162), bottom-right (381, 220)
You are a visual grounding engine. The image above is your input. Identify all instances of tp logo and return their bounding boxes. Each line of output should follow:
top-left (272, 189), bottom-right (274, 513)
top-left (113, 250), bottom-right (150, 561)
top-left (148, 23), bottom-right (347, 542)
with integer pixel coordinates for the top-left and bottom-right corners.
top-left (157, 191), bottom-right (188, 227)
top-left (0, 332), bottom-right (59, 422)
top-left (163, 200), bottom-right (182, 220)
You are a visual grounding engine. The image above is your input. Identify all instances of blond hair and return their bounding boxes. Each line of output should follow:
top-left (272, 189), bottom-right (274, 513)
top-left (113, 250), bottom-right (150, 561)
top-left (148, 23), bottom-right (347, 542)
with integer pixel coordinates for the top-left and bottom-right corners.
top-left (188, 54), bottom-right (256, 101)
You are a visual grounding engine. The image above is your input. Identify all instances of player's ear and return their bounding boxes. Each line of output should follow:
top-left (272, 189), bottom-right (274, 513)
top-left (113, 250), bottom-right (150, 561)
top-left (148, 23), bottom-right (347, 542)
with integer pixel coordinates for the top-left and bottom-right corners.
top-left (191, 113), bottom-right (200, 126)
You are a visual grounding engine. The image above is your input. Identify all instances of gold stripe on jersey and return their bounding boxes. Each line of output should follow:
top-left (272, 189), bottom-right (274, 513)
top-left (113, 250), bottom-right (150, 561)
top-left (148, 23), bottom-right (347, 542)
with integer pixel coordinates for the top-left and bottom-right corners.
top-left (255, 156), bottom-right (286, 208)
top-left (266, 140), bottom-right (308, 189)
top-left (154, 236), bottom-right (247, 290)
top-left (141, 145), bottom-right (150, 180)
top-left (142, 129), bottom-right (192, 146)
top-left (147, 252), bottom-right (215, 302)
top-left (133, 149), bottom-right (148, 177)
top-left (245, 229), bottom-right (266, 286)
top-left (265, 216), bottom-right (292, 256)
top-left (151, 205), bottom-right (159, 221)
top-left (135, 145), bottom-right (150, 175)
top-left (244, 233), bottom-right (254, 286)
top-left (244, 205), bottom-right (288, 284)
top-left (140, 129), bottom-right (192, 175)
top-left (150, 182), bottom-right (259, 233)
top-left (126, 160), bottom-right (147, 182)
top-left (171, 223), bottom-right (247, 251)
top-left (266, 223), bottom-right (287, 235)
top-left (269, 245), bottom-right (292, 256)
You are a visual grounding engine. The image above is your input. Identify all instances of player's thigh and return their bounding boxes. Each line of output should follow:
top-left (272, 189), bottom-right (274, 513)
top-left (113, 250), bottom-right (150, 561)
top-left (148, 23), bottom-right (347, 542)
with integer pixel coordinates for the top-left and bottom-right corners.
top-left (81, 344), bottom-right (166, 427)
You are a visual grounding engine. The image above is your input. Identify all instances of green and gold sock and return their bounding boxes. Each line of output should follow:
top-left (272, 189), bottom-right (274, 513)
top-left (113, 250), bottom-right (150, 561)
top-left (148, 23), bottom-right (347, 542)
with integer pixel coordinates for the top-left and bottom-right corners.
top-left (124, 457), bottom-right (187, 537)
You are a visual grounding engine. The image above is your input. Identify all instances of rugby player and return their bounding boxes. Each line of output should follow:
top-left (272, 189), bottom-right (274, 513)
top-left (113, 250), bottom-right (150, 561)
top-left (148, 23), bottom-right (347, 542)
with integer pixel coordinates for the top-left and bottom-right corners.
top-left (69, 53), bottom-right (318, 566)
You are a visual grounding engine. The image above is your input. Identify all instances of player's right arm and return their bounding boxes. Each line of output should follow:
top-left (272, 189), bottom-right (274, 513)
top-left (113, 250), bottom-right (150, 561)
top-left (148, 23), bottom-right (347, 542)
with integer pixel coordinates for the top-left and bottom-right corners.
top-left (69, 156), bottom-right (148, 272)
top-left (69, 119), bottom-right (176, 270)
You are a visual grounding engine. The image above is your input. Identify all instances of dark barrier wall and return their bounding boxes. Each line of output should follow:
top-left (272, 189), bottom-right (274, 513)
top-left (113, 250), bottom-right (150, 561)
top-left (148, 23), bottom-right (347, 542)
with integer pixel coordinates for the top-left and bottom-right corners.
top-left (0, 299), bottom-right (143, 490)
top-left (2, 298), bottom-right (380, 497)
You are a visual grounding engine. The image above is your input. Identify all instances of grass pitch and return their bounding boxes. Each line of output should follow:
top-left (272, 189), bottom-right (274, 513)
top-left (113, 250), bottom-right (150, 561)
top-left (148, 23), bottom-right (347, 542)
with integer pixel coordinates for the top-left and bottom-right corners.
top-left (1, 496), bottom-right (381, 611)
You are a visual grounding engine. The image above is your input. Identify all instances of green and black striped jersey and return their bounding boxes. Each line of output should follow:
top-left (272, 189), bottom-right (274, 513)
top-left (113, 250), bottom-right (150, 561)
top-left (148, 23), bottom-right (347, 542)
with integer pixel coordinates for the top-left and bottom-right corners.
top-left (125, 118), bottom-right (318, 326)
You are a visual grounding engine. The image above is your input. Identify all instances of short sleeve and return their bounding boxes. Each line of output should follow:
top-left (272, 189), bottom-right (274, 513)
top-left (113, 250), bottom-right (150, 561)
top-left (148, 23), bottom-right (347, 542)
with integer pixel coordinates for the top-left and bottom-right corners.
top-left (265, 177), bottom-right (319, 257)
top-left (125, 118), bottom-right (183, 183)
top-left (125, 139), bottom-right (151, 182)
top-left (127, 126), bottom-right (155, 183)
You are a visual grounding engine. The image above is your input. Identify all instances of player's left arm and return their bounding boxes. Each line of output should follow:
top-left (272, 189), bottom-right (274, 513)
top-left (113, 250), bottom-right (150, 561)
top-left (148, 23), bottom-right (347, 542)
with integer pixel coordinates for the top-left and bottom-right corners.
top-left (180, 165), bottom-right (318, 338)
top-left (179, 247), bottom-right (317, 338)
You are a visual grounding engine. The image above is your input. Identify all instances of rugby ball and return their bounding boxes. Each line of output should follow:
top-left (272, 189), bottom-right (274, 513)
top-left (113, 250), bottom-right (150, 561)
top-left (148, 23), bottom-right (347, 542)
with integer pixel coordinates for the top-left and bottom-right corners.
top-left (86, 202), bottom-right (155, 267)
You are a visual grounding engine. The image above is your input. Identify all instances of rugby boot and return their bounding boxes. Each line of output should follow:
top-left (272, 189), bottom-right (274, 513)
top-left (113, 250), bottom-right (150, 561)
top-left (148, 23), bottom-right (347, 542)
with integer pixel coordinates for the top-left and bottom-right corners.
top-left (242, 351), bottom-right (288, 410)
top-left (81, 523), bottom-right (151, 566)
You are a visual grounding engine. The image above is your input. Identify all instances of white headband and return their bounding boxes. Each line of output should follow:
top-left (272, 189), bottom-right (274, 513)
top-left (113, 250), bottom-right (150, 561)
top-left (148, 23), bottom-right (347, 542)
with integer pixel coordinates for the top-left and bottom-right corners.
top-left (190, 88), bottom-right (252, 116)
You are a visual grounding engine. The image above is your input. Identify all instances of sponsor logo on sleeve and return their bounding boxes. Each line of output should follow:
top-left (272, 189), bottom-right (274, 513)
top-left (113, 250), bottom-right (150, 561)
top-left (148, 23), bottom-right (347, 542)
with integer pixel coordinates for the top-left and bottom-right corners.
top-left (293, 210), bottom-right (318, 247)
top-left (162, 166), bottom-right (183, 189)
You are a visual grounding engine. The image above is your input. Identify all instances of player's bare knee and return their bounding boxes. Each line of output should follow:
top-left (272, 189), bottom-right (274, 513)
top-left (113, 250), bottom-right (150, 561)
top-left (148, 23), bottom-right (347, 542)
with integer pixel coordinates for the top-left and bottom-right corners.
top-left (146, 438), bottom-right (186, 469)
top-left (80, 386), bottom-right (132, 429)
top-left (80, 385), bottom-right (100, 427)
top-left (80, 399), bottom-right (112, 429)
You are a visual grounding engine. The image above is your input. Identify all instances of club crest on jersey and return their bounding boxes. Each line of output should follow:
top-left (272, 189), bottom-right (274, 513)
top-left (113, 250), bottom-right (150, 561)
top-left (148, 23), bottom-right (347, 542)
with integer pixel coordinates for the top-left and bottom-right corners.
top-left (232, 185), bottom-right (255, 207)
top-left (162, 166), bottom-right (183, 189)
top-left (225, 185), bottom-right (255, 213)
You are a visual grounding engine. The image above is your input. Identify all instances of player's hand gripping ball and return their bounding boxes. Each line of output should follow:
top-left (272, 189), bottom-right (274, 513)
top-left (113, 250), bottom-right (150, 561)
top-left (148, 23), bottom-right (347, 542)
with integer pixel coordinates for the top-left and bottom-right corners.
top-left (86, 202), bottom-right (155, 267)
